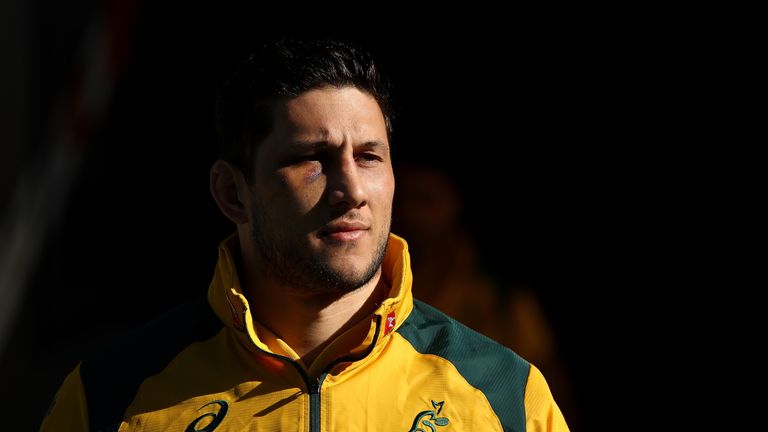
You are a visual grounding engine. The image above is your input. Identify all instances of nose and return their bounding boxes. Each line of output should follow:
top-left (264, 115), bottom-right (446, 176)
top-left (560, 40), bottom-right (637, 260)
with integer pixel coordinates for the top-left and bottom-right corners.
top-left (327, 155), bottom-right (368, 209)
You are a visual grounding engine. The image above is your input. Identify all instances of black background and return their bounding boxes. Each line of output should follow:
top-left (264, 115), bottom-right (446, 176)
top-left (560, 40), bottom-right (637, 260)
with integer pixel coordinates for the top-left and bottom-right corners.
top-left (0, 4), bottom-right (713, 431)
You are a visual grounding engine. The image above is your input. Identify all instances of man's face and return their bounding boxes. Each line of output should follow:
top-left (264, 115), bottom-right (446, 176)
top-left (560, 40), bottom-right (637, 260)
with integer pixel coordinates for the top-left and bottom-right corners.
top-left (246, 86), bottom-right (394, 294)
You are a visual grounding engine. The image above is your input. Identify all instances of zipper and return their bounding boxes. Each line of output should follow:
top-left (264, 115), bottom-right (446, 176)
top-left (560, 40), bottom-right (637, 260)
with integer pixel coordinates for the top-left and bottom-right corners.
top-left (306, 315), bottom-right (383, 432)
top-left (309, 374), bottom-right (326, 432)
top-left (248, 315), bottom-right (383, 432)
top-left (245, 339), bottom-right (325, 431)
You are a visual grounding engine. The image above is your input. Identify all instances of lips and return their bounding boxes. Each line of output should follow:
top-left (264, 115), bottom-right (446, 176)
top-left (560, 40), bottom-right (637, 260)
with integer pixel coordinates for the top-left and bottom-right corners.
top-left (318, 220), bottom-right (370, 241)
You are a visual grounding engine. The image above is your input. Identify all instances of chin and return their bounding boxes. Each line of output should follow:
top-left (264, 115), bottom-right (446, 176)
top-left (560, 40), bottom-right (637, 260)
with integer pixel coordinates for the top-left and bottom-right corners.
top-left (323, 255), bottom-right (372, 276)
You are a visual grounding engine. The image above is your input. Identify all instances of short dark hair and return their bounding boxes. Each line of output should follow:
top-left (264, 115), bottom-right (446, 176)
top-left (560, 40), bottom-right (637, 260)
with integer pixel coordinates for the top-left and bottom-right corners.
top-left (215, 38), bottom-right (394, 181)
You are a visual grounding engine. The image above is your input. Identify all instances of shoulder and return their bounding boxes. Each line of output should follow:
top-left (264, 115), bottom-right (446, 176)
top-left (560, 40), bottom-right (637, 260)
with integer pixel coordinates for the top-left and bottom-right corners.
top-left (397, 300), bottom-right (530, 430)
top-left (524, 365), bottom-right (571, 431)
top-left (80, 295), bottom-right (222, 431)
top-left (398, 299), bottom-right (530, 372)
top-left (82, 295), bottom-right (221, 374)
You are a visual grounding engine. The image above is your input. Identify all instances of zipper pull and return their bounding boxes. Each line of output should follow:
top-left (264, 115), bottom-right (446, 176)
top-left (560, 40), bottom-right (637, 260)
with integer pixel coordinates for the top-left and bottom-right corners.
top-left (310, 379), bottom-right (321, 395)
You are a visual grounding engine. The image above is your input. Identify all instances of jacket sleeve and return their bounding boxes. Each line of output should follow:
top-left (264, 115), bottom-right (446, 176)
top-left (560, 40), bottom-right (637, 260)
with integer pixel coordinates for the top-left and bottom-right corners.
top-left (40, 363), bottom-right (89, 432)
top-left (524, 364), bottom-right (570, 432)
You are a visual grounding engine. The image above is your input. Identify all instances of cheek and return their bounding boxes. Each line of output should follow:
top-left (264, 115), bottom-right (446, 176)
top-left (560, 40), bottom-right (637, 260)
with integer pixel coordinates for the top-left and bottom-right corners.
top-left (277, 170), bottom-right (325, 212)
top-left (367, 171), bottom-right (395, 209)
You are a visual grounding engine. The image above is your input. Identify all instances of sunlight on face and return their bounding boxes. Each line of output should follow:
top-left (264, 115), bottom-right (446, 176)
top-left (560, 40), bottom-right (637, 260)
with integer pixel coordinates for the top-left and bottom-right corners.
top-left (247, 86), bottom-right (394, 294)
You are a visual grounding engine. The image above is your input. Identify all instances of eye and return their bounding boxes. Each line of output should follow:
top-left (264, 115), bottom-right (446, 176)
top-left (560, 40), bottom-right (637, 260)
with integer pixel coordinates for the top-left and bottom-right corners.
top-left (356, 153), bottom-right (382, 166)
top-left (285, 154), bottom-right (321, 166)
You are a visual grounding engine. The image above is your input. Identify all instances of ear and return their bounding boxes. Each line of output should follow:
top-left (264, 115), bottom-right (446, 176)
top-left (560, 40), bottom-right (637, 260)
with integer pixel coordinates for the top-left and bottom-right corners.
top-left (210, 160), bottom-right (250, 225)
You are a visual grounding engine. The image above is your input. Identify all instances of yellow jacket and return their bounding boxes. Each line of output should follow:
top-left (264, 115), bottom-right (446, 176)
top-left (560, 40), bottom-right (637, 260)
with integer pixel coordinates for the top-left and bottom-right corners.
top-left (41, 234), bottom-right (568, 431)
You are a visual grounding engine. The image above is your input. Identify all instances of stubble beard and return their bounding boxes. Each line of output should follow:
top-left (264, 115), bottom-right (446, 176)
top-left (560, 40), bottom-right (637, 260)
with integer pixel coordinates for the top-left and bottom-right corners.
top-left (249, 204), bottom-right (390, 296)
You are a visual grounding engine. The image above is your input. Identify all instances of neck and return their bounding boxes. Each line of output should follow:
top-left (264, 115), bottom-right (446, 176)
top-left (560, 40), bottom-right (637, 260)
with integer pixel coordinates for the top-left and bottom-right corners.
top-left (239, 244), bottom-right (386, 371)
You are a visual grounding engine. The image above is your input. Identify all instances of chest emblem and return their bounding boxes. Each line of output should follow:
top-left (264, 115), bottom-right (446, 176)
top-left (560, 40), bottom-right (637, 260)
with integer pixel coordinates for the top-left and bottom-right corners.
top-left (408, 400), bottom-right (450, 432)
top-left (185, 400), bottom-right (228, 432)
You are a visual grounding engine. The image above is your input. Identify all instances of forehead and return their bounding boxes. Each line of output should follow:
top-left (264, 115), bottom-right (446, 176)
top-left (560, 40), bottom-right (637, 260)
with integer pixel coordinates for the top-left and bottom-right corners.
top-left (270, 86), bottom-right (388, 144)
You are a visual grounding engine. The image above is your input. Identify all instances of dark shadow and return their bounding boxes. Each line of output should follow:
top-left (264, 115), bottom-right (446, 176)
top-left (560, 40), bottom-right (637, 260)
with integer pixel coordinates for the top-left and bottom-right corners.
top-left (251, 390), bottom-right (302, 417)
top-left (392, 163), bottom-right (580, 429)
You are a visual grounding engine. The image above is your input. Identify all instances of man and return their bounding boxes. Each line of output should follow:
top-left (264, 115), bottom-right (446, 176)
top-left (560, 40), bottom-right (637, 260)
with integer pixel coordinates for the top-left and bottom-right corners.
top-left (41, 38), bottom-right (568, 432)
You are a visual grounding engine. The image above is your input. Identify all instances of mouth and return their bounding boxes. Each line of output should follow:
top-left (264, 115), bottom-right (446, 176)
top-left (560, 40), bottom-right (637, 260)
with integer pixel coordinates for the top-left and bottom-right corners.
top-left (318, 221), bottom-right (370, 242)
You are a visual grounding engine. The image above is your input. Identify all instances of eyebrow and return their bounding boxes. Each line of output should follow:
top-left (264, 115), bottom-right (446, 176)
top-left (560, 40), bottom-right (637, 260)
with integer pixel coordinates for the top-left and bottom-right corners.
top-left (286, 140), bottom-right (388, 152)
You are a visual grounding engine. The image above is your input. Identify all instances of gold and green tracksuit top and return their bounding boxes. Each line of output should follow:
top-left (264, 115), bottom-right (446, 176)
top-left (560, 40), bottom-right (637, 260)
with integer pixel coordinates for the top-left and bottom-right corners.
top-left (41, 234), bottom-right (569, 432)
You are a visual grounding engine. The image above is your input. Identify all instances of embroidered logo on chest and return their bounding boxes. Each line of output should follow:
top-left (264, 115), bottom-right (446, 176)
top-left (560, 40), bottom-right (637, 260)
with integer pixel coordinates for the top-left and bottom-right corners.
top-left (408, 400), bottom-right (450, 432)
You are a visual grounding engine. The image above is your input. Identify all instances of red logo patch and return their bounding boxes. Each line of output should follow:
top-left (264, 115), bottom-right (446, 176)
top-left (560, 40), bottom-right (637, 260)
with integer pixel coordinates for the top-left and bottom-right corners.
top-left (385, 311), bottom-right (396, 335)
